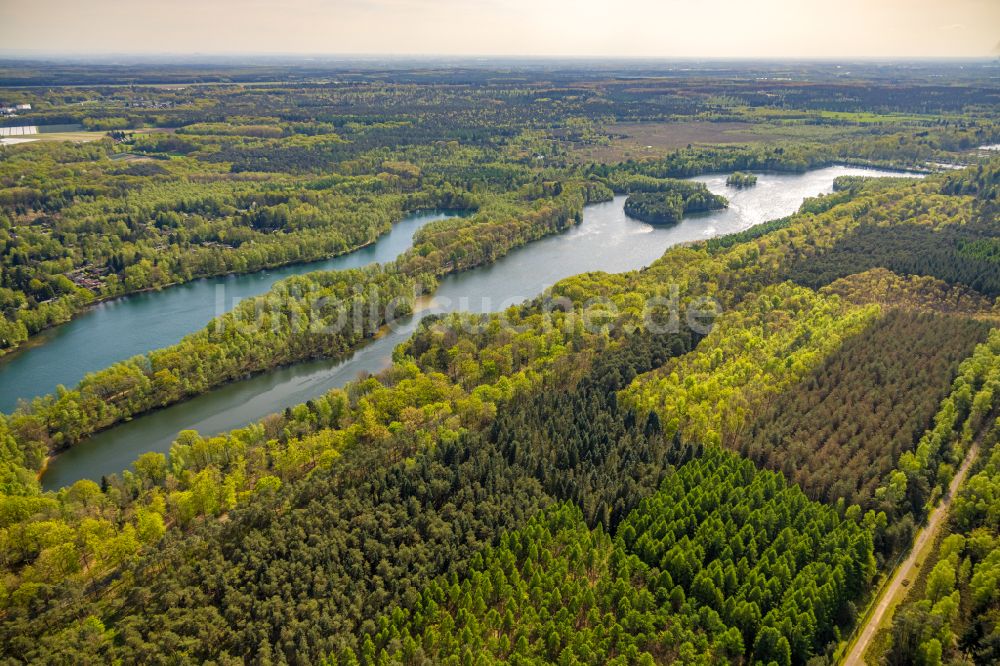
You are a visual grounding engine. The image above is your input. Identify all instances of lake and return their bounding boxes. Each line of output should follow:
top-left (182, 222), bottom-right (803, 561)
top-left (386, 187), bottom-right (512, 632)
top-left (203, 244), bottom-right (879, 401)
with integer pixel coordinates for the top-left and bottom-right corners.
top-left (0, 209), bottom-right (461, 413)
top-left (36, 166), bottom-right (920, 489)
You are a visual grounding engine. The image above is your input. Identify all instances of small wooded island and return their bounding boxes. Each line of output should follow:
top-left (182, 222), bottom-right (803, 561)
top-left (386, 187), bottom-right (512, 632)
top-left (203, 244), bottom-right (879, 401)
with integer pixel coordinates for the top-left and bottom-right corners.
top-left (623, 180), bottom-right (728, 225)
top-left (727, 171), bottom-right (758, 188)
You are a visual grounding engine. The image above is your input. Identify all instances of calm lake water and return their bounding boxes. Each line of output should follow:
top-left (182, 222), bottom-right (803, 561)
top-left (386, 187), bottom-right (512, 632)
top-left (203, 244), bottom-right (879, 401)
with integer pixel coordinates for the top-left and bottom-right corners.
top-left (38, 166), bottom-right (919, 489)
top-left (0, 209), bottom-right (460, 413)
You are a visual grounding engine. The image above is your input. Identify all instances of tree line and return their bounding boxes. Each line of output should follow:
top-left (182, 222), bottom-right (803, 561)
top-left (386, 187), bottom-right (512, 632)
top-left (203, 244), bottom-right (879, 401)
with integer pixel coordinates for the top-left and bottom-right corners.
top-left (0, 162), bottom-right (996, 663)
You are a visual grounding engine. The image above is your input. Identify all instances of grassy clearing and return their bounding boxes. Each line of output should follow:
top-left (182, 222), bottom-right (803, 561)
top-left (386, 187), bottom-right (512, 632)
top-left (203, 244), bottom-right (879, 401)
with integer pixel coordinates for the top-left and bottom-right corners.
top-left (570, 119), bottom-right (881, 162)
top-left (28, 131), bottom-right (106, 143)
top-left (1, 127), bottom-right (171, 146)
top-left (571, 120), bottom-right (768, 161)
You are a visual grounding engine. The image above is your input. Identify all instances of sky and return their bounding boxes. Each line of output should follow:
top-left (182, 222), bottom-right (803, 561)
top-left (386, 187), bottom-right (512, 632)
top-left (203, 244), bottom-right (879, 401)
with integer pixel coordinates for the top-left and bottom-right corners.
top-left (2, 0), bottom-right (999, 59)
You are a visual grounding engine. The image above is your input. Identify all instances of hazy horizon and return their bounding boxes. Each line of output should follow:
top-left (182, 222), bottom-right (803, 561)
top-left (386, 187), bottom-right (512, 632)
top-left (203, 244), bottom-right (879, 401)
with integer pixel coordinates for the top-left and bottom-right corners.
top-left (2, 0), bottom-right (999, 59)
top-left (1, 52), bottom-right (998, 63)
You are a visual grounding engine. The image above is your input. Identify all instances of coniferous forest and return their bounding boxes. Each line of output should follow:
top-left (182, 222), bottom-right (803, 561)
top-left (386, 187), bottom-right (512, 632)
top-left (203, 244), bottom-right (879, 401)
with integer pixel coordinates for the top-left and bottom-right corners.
top-left (0, 59), bottom-right (998, 666)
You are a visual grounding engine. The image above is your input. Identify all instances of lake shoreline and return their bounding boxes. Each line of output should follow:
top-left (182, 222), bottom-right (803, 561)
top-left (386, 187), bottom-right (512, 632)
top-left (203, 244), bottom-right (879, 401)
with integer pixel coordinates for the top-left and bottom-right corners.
top-left (0, 209), bottom-right (469, 412)
top-left (0, 206), bottom-right (471, 368)
top-left (38, 293), bottom-right (443, 487)
top-left (35, 167), bottom-right (923, 489)
top-left (0, 236), bottom-right (385, 366)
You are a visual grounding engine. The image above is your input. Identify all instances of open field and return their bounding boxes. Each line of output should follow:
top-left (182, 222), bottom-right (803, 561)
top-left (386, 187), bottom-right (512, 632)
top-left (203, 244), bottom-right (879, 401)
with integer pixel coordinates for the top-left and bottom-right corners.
top-left (19, 130), bottom-right (105, 143)
top-left (0, 127), bottom-right (170, 146)
top-left (571, 119), bottom-right (876, 162)
top-left (571, 121), bottom-right (767, 161)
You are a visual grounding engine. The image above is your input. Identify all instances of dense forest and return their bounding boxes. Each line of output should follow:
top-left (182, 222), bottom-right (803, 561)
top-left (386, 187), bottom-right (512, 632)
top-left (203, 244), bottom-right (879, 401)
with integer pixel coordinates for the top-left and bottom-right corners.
top-left (786, 221), bottom-right (1000, 298)
top-left (726, 172), bottom-right (758, 188)
top-left (1, 163), bottom-right (995, 663)
top-left (1, 71), bottom-right (996, 357)
top-left (622, 181), bottom-right (728, 225)
top-left (356, 448), bottom-right (875, 666)
top-left (786, 163), bottom-right (1000, 296)
top-left (0, 181), bottom-right (599, 478)
top-left (879, 364), bottom-right (1000, 665)
top-left (0, 62), bottom-right (998, 664)
top-left (737, 310), bottom-right (989, 512)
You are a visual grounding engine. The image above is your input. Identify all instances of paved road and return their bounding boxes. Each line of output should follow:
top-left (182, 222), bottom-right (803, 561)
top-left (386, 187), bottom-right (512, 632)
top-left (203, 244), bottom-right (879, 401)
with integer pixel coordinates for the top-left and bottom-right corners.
top-left (843, 442), bottom-right (980, 665)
